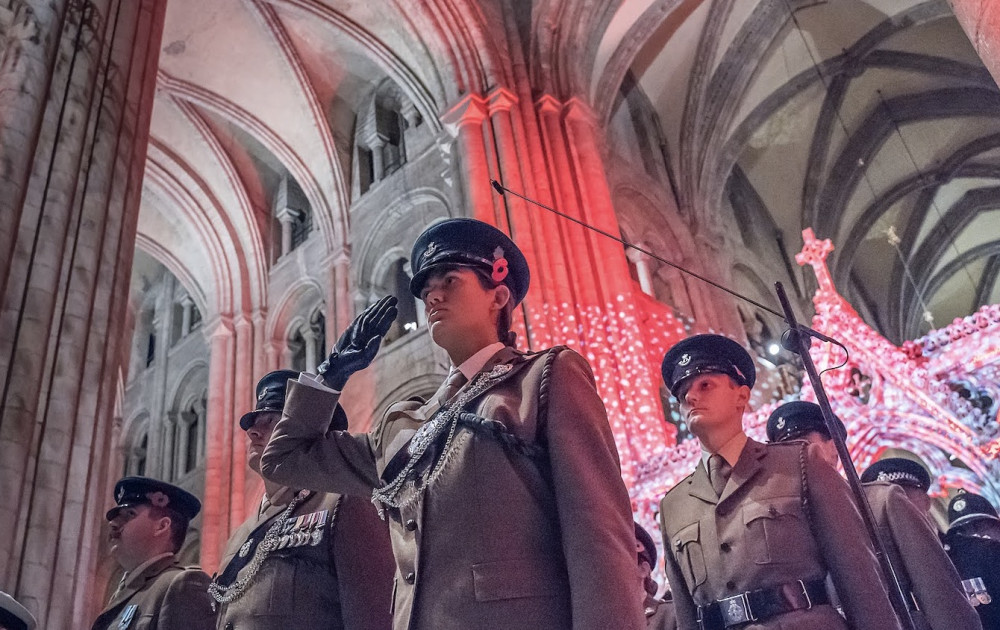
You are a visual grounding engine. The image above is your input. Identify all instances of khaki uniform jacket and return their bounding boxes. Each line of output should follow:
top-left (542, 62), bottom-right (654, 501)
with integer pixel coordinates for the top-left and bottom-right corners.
top-left (261, 346), bottom-right (644, 630)
top-left (92, 555), bottom-right (216, 630)
top-left (863, 481), bottom-right (982, 630)
top-left (213, 489), bottom-right (394, 629)
top-left (658, 438), bottom-right (901, 630)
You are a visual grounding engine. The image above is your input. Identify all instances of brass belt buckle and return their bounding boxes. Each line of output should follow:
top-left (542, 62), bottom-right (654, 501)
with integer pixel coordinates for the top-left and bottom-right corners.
top-left (721, 592), bottom-right (756, 626)
top-left (799, 579), bottom-right (813, 609)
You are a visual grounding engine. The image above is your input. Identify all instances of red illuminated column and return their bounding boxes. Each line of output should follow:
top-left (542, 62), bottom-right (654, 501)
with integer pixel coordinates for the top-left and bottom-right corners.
top-left (950, 0), bottom-right (1000, 86)
top-left (442, 95), bottom-right (497, 223)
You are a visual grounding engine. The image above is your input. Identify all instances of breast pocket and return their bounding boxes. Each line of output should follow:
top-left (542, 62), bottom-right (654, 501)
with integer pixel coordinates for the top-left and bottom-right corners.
top-left (670, 521), bottom-right (707, 589)
top-left (743, 496), bottom-right (811, 565)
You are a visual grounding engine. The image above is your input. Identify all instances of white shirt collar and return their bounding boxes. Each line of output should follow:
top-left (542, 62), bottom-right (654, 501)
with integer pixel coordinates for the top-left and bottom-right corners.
top-left (700, 431), bottom-right (749, 470)
top-left (456, 342), bottom-right (506, 380)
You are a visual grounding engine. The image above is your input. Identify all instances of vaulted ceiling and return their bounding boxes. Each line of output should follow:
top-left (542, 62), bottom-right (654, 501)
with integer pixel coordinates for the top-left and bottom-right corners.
top-left (618, 0), bottom-right (1000, 343)
top-left (135, 0), bottom-right (1000, 347)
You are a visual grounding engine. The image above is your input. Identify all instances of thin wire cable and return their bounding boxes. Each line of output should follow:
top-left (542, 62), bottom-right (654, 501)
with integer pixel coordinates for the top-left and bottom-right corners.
top-left (491, 180), bottom-right (848, 360)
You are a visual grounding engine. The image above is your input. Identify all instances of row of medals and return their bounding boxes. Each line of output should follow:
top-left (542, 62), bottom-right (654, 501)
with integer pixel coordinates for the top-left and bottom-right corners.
top-left (962, 577), bottom-right (992, 607)
top-left (239, 509), bottom-right (329, 558)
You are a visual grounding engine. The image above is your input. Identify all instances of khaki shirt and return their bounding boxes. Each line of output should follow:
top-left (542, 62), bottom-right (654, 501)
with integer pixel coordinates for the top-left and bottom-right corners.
top-left (659, 438), bottom-right (902, 630)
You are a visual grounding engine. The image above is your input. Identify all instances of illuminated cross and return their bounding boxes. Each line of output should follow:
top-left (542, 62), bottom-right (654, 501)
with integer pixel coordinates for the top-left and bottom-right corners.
top-left (795, 228), bottom-right (836, 293)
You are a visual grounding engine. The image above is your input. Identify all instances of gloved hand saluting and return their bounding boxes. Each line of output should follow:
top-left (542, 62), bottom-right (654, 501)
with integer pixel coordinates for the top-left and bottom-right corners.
top-left (317, 296), bottom-right (398, 390)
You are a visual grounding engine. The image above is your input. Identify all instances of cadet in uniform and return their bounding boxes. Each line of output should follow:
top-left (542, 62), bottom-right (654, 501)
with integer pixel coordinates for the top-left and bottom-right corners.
top-left (0, 592), bottom-right (35, 630)
top-left (636, 522), bottom-right (677, 630)
top-left (261, 218), bottom-right (643, 630)
top-left (209, 370), bottom-right (394, 629)
top-left (92, 477), bottom-right (217, 630)
top-left (944, 490), bottom-right (1000, 629)
top-left (657, 335), bottom-right (900, 630)
top-left (767, 402), bottom-right (980, 630)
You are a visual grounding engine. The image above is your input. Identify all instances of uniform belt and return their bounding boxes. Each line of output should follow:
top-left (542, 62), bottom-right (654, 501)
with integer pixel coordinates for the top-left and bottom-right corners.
top-left (697, 578), bottom-right (828, 629)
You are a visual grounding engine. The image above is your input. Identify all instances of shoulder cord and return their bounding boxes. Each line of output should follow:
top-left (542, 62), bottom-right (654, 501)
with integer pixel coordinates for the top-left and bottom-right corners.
top-left (370, 363), bottom-right (512, 518)
top-left (208, 490), bottom-right (308, 609)
top-left (799, 445), bottom-right (811, 522)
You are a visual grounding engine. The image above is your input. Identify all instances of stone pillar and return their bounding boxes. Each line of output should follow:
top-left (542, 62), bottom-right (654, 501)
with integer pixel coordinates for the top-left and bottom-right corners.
top-left (276, 206), bottom-right (296, 258)
top-left (302, 326), bottom-right (318, 373)
top-left (370, 137), bottom-right (386, 181)
top-left (200, 316), bottom-right (236, 572)
top-left (0, 1), bottom-right (71, 301)
top-left (180, 294), bottom-right (194, 337)
top-left (950, 0), bottom-right (1000, 86)
top-left (441, 95), bottom-right (496, 224)
top-left (0, 1), bottom-right (167, 626)
top-left (162, 412), bottom-right (177, 481)
top-left (627, 248), bottom-right (654, 295)
top-left (230, 314), bottom-right (253, 527)
top-left (328, 251), bottom-right (353, 339)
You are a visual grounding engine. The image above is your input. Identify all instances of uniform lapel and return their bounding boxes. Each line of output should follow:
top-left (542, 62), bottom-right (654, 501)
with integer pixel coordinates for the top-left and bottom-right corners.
top-left (718, 438), bottom-right (766, 506)
top-left (103, 555), bottom-right (176, 613)
top-left (687, 461), bottom-right (718, 505)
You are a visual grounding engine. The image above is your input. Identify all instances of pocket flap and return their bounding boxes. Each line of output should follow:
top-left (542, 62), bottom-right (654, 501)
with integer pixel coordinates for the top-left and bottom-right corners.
top-left (472, 556), bottom-right (567, 602)
top-left (743, 496), bottom-right (802, 525)
top-left (670, 521), bottom-right (700, 550)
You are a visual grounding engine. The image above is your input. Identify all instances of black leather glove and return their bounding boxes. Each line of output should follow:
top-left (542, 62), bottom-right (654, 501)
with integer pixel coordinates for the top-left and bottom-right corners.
top-left (316, 296), bottom-right (398, 390)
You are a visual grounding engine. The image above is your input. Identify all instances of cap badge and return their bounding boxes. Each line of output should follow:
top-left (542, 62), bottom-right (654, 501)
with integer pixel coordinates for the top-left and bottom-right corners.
top-left (775, 417), bottom-right (785, 430)
top-left (877, 472), bottom-right (889, 481)
top-left (678, 353), bottom-right (691, 367)
top-left (423, 241), bottom-right (438, 262)
top-left (955, 499), bottom-right (967, 512)
top-left (257, 389), bottom-right (268, 401)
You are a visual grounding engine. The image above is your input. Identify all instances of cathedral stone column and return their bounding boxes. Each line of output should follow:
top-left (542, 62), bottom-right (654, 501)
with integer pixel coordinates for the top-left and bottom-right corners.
top-left (200, 316), bottom-right (236, 572)
top-left (0, 1), bottom-right (168, 626)
top-left (440, 91), bottom-right (672, 489)
top-left (950, 0), bottom-right (1000, 86)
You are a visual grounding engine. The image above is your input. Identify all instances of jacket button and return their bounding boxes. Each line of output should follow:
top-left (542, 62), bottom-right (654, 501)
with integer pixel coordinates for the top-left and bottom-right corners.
top-left (726, 580), bottom-right (736, 591)
top-left (405, 572), bottom-right (416, 584)
top-left (405, 519), bottom-right (417, 531)
top-left (720, 542), bottom-right (731, 552)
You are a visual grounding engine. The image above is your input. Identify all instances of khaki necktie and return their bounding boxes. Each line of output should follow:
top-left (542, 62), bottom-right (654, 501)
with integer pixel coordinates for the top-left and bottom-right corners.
top-left (437, 369), bottom-right (468, 406)
top-left (708, 453), bottom-right (731, 497)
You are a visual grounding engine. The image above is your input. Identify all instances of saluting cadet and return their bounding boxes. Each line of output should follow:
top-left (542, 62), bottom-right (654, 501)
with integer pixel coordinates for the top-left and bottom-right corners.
top-left (657, 335), bottom-right (901, 630)
top-left (209, 370), bottom-right (394, 630)
top-left (91, 477), bottom-right (217, 630)
top-left (261, 218), bottom-right (643, 630)
top-left (0, 591), bottom-right (35, 630)
top-left (767, 401), bottom-right (980, 630)
top-left (636, 522), bottom-right (677, 630)
top-left (944, 490), bottom-right (1000, 630)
